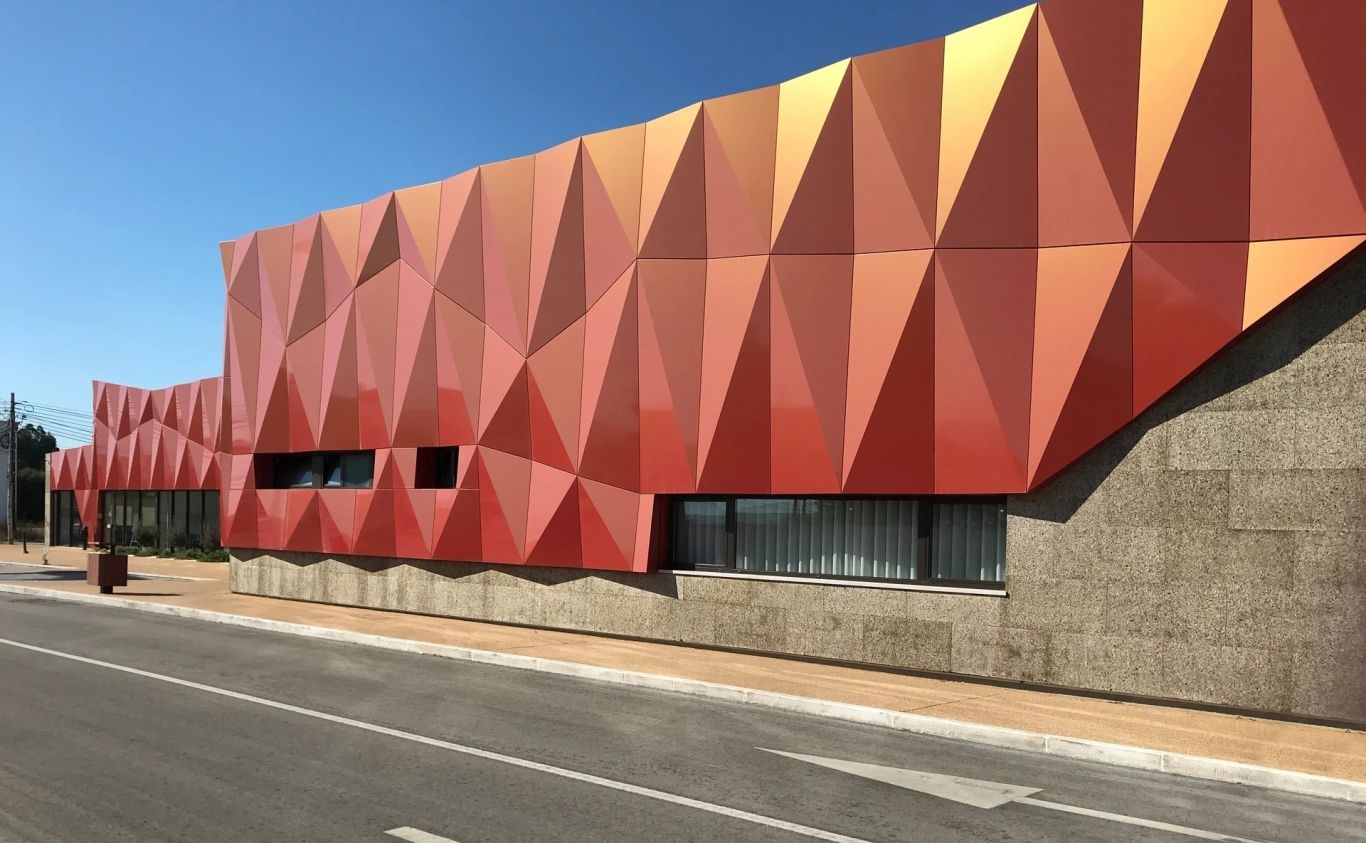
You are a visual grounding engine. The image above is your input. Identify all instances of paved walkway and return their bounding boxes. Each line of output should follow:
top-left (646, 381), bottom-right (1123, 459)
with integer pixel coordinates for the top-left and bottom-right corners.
top-left (3, 543), bottom-right (1363, 784)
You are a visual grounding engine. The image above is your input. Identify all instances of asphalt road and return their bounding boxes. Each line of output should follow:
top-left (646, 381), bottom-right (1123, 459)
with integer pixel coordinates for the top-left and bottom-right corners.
top-left (0, 592), bottom-right (1359, 843)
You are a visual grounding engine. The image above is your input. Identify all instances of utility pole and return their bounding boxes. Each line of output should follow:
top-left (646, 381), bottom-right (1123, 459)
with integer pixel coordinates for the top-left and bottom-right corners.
top-left (6, 392), bottom-right (14, 545)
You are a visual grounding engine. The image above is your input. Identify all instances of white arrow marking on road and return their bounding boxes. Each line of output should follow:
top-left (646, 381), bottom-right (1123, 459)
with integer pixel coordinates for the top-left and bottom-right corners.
top-left (761, 749), bottom-right (1043, 808)
top-left (386, 828), bottom-right (460, 843)
top-left (760, 750), bottom-right (1272, 843)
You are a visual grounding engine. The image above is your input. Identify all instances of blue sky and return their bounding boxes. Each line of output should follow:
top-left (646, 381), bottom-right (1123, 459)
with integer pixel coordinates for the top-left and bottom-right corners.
top-left (0, 0), bottom-right (1021, 447)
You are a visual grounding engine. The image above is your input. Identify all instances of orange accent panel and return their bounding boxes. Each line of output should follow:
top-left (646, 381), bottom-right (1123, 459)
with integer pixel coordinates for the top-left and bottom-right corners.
top-left (1029, 244), bottom-right (1133, 487)
top-left (852, 41), bottom-right (942, 252)
top-left (769, 255), bottom-right (852, 493)
top-left (637, 260), bottom-right (706, 493)
top-left (934, 249), bottom-right (1035, 493)
top-left (844, 250), bottom-right (935, 493)
top-left (1132, 242), bottom-right (1247, 414)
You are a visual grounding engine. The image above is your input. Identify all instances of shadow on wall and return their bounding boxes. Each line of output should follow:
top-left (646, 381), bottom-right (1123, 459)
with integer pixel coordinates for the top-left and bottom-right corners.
top-left (238, 547), bottom-right (682, 598)
top-left (1018, 247), bottom-right (1366, 524)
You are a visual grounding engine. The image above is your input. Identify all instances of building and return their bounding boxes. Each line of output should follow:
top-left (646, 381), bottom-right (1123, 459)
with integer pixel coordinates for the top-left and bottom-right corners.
top-left (48, 0), bottom-right (1366, 724)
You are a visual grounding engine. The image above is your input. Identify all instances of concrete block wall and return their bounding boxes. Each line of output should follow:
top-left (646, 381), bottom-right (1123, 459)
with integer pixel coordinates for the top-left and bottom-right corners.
top-left (231, 253), bottom-right (1366, 722)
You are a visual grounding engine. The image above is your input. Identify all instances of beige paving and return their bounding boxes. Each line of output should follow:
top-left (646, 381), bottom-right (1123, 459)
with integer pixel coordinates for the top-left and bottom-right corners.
top-left (3, 542), bottom-right (1363, 783)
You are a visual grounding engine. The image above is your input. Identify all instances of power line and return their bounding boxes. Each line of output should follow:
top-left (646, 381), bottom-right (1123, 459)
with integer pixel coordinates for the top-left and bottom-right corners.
top-left (26, 412), bottom-right (93, 426)
top-left (26, 428), bottom-right (90, 441)
top-left (21, 411), bottom-right (92, 431)
top-left (23, 408), bottom-right (88, 420)
top-left (32, 428), bottom-right (95, 439)
top-left (23, 409), bottom-right (90, 423)
top-left (23, 403), bottom-right (94, 420)
top-left (11, 415), bottom-right (93, 444)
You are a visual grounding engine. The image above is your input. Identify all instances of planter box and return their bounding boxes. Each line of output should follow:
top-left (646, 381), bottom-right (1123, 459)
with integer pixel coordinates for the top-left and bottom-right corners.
top-left (87, 553), bottom-right (128, 594)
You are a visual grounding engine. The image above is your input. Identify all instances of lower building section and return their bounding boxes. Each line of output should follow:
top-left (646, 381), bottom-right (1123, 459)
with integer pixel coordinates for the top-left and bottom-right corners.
top-left (49, 489), bottom-right (222, 549)
top-left (229, 548), bottom-right (1001, 673)
top-left (230, 255), bottom-right (1366, 723)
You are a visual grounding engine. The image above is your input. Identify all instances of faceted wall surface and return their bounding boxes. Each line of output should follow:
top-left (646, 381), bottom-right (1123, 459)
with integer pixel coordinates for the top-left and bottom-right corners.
top-left (50, 378), bottom-right (223, 535)
top-left (54, 0), bottom-right (1366, 572)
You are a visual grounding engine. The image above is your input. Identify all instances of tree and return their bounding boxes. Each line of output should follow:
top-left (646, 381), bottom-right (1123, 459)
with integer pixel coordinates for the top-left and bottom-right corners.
top-left (15, 467), bottom-right (45, 522)
top-left (16, 424), bottom-right (57, 471)
top-left (9, 424), bottom-right (58, 524)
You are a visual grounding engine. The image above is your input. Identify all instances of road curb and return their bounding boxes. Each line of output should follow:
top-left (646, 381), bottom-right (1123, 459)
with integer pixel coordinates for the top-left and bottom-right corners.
top-left (3, 582), bottom-right (1363, 804)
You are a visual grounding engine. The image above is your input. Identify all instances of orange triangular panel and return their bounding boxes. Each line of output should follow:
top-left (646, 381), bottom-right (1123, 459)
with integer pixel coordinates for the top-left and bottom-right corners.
top-left (843, 250), bottom-right (935, 493)
top-left (1132, 242), bottom-right (1247, 414)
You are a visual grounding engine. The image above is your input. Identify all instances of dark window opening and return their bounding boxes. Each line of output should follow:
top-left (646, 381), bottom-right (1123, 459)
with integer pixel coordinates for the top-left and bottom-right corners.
top-left (50, 491), bottom-right (84, 547)
top-left (669, 496), bottom-right (1005, 586)
top-left (95, 490), bottom-right (220, 549)
top-left (257, 451), bottom-right (375, 490)
top-left (273, 454), bottom-right (315, 489)
top-left (325, 452), bottom-right (375, 488)
top-left (415, 447), bottom-right (459, 489)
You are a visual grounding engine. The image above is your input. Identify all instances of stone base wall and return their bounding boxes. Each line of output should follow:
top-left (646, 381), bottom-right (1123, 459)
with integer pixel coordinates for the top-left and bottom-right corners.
top-left (1001, 254), bottom-right (1365, 722)
top-left (229, 553), bottom-right (1001, 672)
top-left (231, 254), bottom-right (1366, 723)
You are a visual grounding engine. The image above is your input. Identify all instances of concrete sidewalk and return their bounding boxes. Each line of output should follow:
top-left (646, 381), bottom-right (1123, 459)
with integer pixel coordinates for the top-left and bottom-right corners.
top-left (3, 543), bottom-right (1363, 788)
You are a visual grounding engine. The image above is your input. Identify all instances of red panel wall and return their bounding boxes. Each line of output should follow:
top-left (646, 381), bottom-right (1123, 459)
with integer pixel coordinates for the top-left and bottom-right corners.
top-left (54, 0), bottom-right (1366, 572)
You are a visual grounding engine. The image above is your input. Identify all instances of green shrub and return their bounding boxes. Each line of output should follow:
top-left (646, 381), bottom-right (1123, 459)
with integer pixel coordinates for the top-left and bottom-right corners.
top-left (181, 548), bottom-right (203, 560)
top-left (204, 530), bottom-right (221, 551)
top-left (115, 545), bottom-right (138, 555)
top-left (200, 548), bottom-right (229, 563)
top-left (14, 522), bottom-right (44, 543)
top-left (168, 529), bottom-right (190, 551)
top-left (133, 547), bottom-right (158, 557)
top-left (134, 526), bottom-right (159, 548)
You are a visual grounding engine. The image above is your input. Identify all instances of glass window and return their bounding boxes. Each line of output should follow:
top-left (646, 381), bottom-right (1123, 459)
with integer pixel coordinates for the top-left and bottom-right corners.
top-left (159, 491), bottom-right (173, 546)
top-left (671, 497), bottom-right (1002, 585)
top-left (141, 491), bottom-right (158, 544)
top-left (340, 452), bottom-right (373, 488)
top-left (415, 447), bottom-right (459, 488)
top-left (116, 491), bottom-right (133, 545)
top-left (202, 486), bottom-right (218, 546)
top-left (263, 451), bottom-right (374, 489)
top-left (172, 491), bottom-right (189, 538)
top-left (187, 491), bottom-right (203, 544)
top-left (322, 455), bottom-right (344, 488)
top-left (734, 498), bottom-right (922, 580)
top-left (203, 491), bottom-right (220, 546)
top-left (931, 500), bottom-right (1005, 582)
top-left (52, 492), bottom-right (78, 546)
top-left (274, 454), bottom-right (316, 489)
top-left (672, 500), bottom-right (727, 568)
top-left (434, 448), bottom-right (457, 488)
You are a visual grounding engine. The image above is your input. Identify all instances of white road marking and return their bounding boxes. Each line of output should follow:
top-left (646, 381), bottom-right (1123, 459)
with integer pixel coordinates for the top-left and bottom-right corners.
top-left (386, 827), bottom-right (460, 843)
top-left (0, 636), bottom-right (871, 843)
top-left (761, 749), bottom-right (1042, 808)
top-left (1014, 796), bottom-right (1266, 842)
top-left (762, 749), bottom-right (1271, 843)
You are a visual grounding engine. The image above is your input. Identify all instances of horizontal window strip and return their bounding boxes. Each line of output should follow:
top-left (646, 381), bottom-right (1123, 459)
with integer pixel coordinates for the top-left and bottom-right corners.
top-left (670, 496), bottom-right (1005, 587)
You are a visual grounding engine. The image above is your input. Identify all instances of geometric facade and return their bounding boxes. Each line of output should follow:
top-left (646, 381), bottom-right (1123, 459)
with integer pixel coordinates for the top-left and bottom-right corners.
top-left (49, 378), bottom-right (222, 540)
top-left (52, 0), bottom-right (1366, 574)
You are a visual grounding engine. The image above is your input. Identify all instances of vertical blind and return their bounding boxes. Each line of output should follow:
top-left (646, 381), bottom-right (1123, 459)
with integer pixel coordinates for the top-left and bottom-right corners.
top-left (672, 497), bottom-right (1006, 584)
top-left (930, 500), bottom-right (1006, 582)
top-left (734, 498), bottom-right (921, 580)
top-left (674, 500), bottom-right (727, 569)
